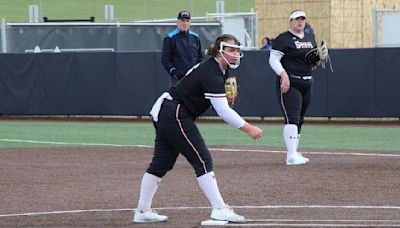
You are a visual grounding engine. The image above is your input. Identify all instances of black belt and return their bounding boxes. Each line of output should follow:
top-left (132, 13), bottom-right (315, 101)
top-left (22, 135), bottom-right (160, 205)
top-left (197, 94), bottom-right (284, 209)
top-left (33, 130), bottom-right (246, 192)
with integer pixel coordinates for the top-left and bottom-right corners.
top-left (290, 75), bottom-right (312, 80)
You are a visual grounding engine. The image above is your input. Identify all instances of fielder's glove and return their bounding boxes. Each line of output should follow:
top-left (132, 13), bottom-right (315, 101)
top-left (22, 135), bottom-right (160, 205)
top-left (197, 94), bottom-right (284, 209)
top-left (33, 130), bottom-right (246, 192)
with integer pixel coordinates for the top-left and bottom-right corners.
top-left (225, 76), bottom-right (238, 107)
top-left (305, 40), bottom-right (331, 71)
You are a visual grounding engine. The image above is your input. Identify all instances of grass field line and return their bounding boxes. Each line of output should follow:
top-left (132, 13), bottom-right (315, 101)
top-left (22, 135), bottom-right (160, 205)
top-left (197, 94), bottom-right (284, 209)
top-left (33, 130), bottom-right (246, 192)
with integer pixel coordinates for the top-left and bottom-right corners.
top-left (1, 138), bottom-right (399, 157)
top-left (1, 205), bottom-right (400, 218)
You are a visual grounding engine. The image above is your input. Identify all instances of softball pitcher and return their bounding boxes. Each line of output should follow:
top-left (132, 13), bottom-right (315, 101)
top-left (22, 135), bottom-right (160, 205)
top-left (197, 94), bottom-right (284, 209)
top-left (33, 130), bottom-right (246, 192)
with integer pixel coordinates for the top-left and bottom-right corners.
top-left (133, 34), bottom-right (263, 223)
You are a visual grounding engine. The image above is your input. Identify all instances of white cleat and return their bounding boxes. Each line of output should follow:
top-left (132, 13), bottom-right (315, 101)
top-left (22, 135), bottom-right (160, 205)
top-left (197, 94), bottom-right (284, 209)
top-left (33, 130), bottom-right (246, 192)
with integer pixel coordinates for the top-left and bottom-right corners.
top-left (133, 209), bottom-right (168, 223)
top-left (297, 152), bottom-right (310, 163)
top-left (286, 153), bottom-right (308, 166)
top-left (210, 205), bottom-right (245, 223)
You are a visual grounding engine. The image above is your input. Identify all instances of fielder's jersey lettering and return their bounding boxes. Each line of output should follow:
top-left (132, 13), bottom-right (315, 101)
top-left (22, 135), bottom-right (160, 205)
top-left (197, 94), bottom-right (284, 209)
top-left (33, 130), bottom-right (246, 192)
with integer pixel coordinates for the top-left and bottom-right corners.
top-left (294, 41), bottom-right (313, 49)
top-left (271, 31), bottom-right (317, 76)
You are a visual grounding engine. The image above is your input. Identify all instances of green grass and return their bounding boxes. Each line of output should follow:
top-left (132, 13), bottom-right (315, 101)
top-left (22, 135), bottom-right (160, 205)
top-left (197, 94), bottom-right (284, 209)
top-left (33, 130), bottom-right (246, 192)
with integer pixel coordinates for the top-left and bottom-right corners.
top-left (0, 0), bottom-right (254, 22)
top-left (0, 120), bottom-right (399, 152)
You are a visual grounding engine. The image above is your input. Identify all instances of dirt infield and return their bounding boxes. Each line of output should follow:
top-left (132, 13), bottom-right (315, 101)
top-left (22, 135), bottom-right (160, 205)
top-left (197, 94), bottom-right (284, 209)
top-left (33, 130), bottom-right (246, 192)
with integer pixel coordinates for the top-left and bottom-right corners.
top-left (0, 146), bottom-right (399, 227)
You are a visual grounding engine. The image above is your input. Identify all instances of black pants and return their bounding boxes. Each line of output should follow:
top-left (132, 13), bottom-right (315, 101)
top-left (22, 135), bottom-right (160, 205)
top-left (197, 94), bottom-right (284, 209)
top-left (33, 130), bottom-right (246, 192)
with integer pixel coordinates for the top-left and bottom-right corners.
top-left (276, 76), bottom-right (313, 133)
top-left (146, 99), bottom-right (213, 178)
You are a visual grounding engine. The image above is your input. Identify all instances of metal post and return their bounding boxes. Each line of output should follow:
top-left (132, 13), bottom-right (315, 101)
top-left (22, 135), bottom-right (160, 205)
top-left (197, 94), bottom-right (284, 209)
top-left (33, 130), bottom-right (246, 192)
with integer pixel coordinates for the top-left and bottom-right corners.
top-left (372, 7), bottom-right (378, 47)
top-left (216, 0), bottom-right (224, 14)
top-left (29, 5), bottom-right (39, 23)
top-left (216, 0), bottom-right (225, 23)
top-left (1, 18), bottom-right (6, 53)
top-left (105, 4), bottom-right (114, 22)
top-left (254, 11), bottom-right (258, 49)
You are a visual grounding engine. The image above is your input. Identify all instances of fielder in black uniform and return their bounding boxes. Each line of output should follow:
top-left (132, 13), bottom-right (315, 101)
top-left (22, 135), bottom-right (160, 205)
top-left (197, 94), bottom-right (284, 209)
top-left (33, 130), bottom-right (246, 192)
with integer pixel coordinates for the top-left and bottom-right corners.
top-left (133, 34), bottom-right (263, 223)
top-left (269, 10), bottom-right (315, 165)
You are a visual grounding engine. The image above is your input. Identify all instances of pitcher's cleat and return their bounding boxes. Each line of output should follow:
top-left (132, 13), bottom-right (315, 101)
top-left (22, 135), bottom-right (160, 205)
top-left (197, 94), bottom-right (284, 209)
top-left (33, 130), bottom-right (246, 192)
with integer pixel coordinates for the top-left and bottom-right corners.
top-left (133, 209), bottom-right (168, 223)
top-left (210, 205), bottom-right (245, 223)
top-left (297, 152), bottom-right (310, 163)
top-left (286, 153), bottom-right (308, 166)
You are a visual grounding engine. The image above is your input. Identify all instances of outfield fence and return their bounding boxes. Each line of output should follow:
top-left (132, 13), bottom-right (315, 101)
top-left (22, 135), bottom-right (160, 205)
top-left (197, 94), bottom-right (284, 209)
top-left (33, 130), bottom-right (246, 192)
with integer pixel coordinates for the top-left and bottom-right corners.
top-left (0, 49), bottom-right (399, 118)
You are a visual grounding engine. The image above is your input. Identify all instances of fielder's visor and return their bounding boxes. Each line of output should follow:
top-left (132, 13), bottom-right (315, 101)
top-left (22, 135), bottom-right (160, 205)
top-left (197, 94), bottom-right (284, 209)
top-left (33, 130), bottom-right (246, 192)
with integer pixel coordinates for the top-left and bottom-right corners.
top-left (289, 10), bottom-right (306, 20)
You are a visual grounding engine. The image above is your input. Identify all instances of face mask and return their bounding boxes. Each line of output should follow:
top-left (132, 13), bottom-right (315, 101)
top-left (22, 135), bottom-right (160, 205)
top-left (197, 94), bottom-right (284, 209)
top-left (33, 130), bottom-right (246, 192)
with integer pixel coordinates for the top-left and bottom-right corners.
top-left (219, 41), bottom-right (243, 69)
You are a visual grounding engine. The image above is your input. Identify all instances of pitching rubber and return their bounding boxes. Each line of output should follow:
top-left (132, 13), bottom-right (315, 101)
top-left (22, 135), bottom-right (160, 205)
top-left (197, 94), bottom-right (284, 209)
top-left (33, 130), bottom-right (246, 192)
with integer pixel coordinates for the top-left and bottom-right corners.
top-left (201, 219), bottom-right (229, 226)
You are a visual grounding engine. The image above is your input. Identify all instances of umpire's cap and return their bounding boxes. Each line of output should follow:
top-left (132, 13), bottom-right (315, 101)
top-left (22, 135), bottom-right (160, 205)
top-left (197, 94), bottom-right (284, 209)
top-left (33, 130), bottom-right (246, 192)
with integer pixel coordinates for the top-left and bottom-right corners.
top-left (178, 11), bottom-right (191, 20)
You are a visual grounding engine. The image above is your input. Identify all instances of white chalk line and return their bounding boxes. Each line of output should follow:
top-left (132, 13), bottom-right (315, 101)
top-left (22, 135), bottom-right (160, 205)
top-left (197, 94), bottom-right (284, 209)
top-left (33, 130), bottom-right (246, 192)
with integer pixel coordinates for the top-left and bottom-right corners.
top-left (0, 138), bottom-right (152, 148)
top-left (1, 138), bottom-right (399, 157)
top-left (210, 148), bottom-right (400, 157)
top-left (247, 219), bottom-right (400, 222)
top-left (223, 224), bottom-right (400, 227)
top-left (1, 205), bottom-right (400, 218)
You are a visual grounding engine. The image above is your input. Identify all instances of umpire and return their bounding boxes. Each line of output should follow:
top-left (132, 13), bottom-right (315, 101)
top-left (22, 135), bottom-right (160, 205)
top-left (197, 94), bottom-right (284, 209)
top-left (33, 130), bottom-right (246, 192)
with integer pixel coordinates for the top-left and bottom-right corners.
top-left (161, 10), bottom-right (203, 86)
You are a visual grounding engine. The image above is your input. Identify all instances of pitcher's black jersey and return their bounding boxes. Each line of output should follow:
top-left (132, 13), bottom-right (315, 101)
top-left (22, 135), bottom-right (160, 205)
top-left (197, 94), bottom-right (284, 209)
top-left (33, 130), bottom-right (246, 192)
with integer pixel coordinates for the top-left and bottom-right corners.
top-left (169, 58), bottom-right (227, 117)
top-left (271, 31), bottom-right (317, 76)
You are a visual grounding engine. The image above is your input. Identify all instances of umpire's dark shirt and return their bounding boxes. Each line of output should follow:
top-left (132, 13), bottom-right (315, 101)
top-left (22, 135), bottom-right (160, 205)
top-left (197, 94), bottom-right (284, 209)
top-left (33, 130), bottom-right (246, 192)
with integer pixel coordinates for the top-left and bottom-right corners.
top-left (161, 27), bottom-right (203, 78)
